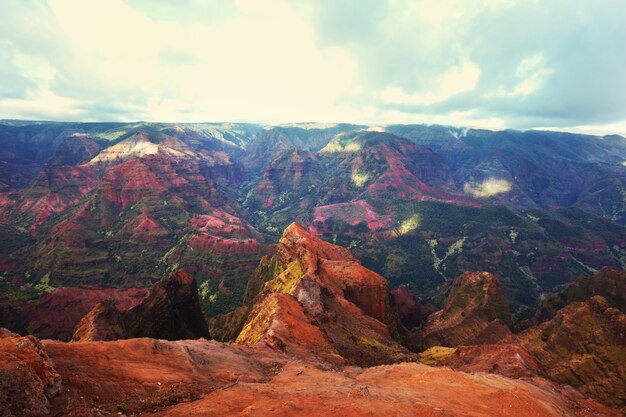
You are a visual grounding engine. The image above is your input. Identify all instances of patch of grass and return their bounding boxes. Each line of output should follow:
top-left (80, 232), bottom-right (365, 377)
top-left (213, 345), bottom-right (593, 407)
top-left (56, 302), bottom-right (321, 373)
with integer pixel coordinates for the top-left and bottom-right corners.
top-left (418, 346), bottom-right (457, 365)
top-left (116, 402), bottom-right (129, 413)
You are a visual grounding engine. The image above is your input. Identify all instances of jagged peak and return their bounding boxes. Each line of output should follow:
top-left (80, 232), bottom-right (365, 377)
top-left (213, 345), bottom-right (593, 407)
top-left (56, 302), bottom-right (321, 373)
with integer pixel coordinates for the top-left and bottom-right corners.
top-left (89, 131), bottom-right (197, 164)
top-left (443, 271), bottom-right (512, 325)
top-left (278, 222), bottom-right (356, 263)
top-left (238, 223), bottom-right (411, 365)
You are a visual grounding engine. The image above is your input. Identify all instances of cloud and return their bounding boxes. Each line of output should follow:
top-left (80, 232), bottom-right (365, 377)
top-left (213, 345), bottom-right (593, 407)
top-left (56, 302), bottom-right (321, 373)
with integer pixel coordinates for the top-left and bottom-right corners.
top-left (485, 53), bottom-right (554, 98)
top-left (0, 0), bottom-right (625, 134)
top-left (0, 0), bottom-right (357, 122)
top-left (305, 0), bottom-right (626, 132)
top-left (464, 178), bottom-right (512, 198)
top-left (381, 61), bottom-right (480, 106)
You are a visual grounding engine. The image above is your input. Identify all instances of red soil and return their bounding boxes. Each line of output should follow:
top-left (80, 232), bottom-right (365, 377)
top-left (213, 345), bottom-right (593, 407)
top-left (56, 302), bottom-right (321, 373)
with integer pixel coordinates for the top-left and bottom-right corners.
top-left (188, 235), bottom-right (265, 255)
top-left (312, 200), bottom-right (393, 233)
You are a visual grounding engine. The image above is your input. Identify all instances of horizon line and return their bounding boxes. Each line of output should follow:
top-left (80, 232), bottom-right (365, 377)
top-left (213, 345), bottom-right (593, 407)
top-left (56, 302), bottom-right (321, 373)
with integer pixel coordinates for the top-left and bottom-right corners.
top-left (1, 118), bottom-right (624, 138)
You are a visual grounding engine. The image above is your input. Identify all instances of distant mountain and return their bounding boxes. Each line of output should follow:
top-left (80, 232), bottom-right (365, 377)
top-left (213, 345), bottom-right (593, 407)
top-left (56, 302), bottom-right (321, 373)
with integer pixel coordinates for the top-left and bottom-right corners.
top-left (0, 121), bottom-right (624, 331)
top-left (387, 125), bottom-right (626, 223)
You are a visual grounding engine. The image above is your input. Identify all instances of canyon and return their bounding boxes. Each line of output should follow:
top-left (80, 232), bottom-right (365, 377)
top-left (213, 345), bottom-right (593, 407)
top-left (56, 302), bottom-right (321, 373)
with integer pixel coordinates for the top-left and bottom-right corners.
top-left (1, 121), bottom-right (625, 415)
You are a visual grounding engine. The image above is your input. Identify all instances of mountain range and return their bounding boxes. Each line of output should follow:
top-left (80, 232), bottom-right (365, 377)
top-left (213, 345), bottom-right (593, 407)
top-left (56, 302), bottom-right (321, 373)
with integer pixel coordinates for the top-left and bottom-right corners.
top-left (0, 119), bottom-right (625, 414)
top-left (1, 121), bottom-right (624, 328)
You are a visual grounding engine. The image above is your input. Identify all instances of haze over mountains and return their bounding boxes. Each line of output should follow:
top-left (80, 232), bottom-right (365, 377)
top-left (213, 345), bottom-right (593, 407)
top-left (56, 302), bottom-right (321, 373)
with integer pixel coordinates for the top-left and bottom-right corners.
top-left (1, 120), bottom-right (625, 415)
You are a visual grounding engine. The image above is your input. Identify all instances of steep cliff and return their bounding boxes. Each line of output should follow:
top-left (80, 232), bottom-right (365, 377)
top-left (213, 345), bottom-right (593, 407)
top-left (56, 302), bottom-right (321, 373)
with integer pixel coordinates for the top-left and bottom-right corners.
top-left (237, 222), bottom-right (412, 366)
top-left (412, 271), bottom-right (513, 349)
top-left (72, 269), bottom-right (209, 341)
top-left (517, 295), bottom-right (626, 411)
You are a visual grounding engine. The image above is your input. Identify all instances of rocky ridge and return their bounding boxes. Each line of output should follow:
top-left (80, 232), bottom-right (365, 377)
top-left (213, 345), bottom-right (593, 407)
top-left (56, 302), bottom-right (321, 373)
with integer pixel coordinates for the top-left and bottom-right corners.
top-left (236, 222), bottom-right (412, 366)
top-left (72, 269), bottom-right (209, 341)
top-left (517, 295), bottom-right (626, 411)
top-left (412, 271), bottom-right (513, 349)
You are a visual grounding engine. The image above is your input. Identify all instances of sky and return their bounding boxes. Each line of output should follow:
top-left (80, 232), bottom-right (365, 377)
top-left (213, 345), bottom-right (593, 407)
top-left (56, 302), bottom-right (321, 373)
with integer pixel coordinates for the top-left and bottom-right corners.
top-left (1, 0), bottom-right (626, 134)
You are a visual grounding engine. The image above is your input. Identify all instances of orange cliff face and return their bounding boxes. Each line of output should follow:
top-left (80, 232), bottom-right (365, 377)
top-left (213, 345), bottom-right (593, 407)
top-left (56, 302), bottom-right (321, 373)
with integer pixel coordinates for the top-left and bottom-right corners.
top-left (145, 360), bottom-right (620, 417)
top-left (0, 329), bottom-right (62, 416)
top-left (236, 222), bottom-right (413, 366)
top-left (418, 344), bottom-right (546, 380)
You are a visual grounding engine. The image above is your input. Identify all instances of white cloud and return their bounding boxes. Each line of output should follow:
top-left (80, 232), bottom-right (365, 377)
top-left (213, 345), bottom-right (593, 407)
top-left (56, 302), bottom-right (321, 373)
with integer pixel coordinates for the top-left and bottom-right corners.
top-left (0, 88), bottom-right (85, 120)
top-left (464, 178), bottom-right (512, 198)
top-left (380, 61), bottom-right (480, 106)
top-left (0, 0), bottom-right (358, 123)
top-left (1, 0), bottom-right (626, 135)
top-left (486, 53), bottom-right (554, 98)
top-left (536, 120), bottom-right (626, 137)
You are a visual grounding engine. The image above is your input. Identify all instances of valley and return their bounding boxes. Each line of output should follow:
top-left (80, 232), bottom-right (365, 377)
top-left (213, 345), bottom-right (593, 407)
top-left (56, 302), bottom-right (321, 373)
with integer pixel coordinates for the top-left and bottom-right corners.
top-left (0, 121), bottom-right (625, 415)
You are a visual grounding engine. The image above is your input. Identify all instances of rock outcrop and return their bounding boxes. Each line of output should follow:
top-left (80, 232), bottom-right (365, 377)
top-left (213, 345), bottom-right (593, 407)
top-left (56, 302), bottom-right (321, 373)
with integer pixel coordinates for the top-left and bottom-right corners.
top-left (0, 287), bottom-right (148, 341)
top-left (143, 361), bottom-right (619, 417)
top-left (412, 271), bottom-right (513, 349)
top-left (528, 266), bottom-right (626, 327)
top-left (419, 344), bottom-right (545, 380)
top-left (72, 269), bottom-right (209, 341)
top-left (516, 295), bottom-right (626, 411)
top-left (236, 222), bottom-right (412, 366)
top-left (391, 285), bottom-right (432, 330)
top-left (0, 329), bottom-right (62, 416)
top-left (71, 299), bottom-right (127, 342)
top-left (0, 331), bottom-right (616, 417)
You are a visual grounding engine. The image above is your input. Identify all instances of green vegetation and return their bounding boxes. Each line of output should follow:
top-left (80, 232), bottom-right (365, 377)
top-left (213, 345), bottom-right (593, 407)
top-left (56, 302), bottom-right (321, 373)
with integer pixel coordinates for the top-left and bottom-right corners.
top-left (116, 402), bottom-right (129, 413)
top-left (1, 122), bottom-right (625, 330)
top-left (418, 346), bottom-right (457, 365)
top-left (34, 273), bottom-right (54, 293)
top-left (236, 295), bottom-right (279, 345)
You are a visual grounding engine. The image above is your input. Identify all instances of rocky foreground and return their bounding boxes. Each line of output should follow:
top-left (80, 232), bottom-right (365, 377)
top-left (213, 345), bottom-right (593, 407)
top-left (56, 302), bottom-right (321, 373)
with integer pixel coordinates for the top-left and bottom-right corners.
top-left (1, 223), bottom-right (624, 416)
top-left (1, 329), bottom-right (620, 417)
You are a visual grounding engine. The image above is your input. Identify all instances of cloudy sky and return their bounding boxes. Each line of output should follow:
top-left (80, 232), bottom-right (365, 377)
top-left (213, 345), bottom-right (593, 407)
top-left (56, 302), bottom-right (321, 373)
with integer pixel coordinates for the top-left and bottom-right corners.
top-left (1, 0), bottom-right (625, 134)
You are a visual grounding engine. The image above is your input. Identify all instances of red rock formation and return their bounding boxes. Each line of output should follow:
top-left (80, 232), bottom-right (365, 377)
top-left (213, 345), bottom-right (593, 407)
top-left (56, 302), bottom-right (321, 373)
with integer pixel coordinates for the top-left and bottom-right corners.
top-left (412, 271), bottom-right (513, 349)
top-left (190, 210), bottom-right (250, 237)
top-left (0, 329), bottom-right (62, 416)
top-left (123, 269), bottom-right (209, 340)
top-left (43, 336), bottom-right (283, 416)
top-left (310, 200), bottom-right (394, 235)
top-left (237, 222), bottom-right (412, 366)
top-left (391, 285), bottom-right (432, 329)
top-left (322, 132), bottom-right (479, 206)
top-left (11, 287), bottom-right (148, 341)
top-left (238, 292), bottom-right (343, 363)
top-left (188, 235), bottom-right (265, 255)
top-left (422, 344), bottom-right (546, 379)
top-left (71, 299), bottom-right (127, 342)
top-left (146, 360), bottom-right (618, 417)
top-left (0, 331), bottom-right (617, 417)
top-left (17, 164), bottom-right (98, 231)
top-left (101, 157), bottom-right (167, 209)
top-left (247, 148), bottom-right (320, 209)
top-left (72, 269), bottom-right (209, 341)
top-left (516, 295), bottom-right (626, 411)
top-left (120, 211), bottom-right (171, 243)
